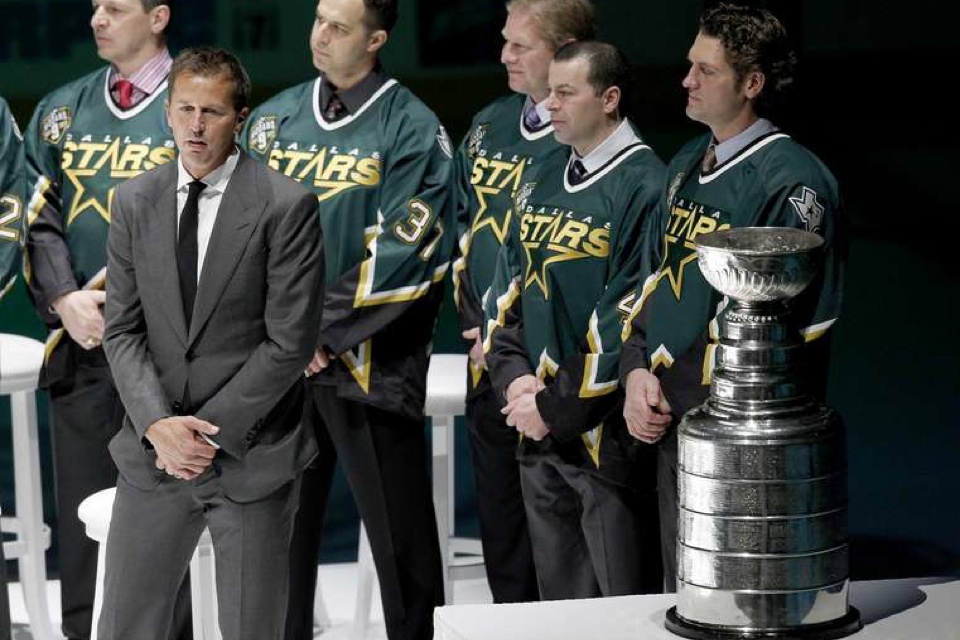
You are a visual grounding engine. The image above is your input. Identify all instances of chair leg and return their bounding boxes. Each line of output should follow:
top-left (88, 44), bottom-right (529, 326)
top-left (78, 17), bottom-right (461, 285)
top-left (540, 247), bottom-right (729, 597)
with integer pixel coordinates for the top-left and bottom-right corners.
top-left (190, 534), bottom-right (221, 640)
top-left (10, 390), bottom-right (59, 640)
top-left (350, 522), bottom-right (377, 640)
top-left (313, 571), bottom-right (332, 633)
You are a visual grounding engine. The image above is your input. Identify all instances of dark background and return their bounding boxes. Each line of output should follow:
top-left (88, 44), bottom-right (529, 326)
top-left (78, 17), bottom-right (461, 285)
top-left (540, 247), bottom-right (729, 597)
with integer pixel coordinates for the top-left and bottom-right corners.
top-left (1, 0), bottom-right (958, 581)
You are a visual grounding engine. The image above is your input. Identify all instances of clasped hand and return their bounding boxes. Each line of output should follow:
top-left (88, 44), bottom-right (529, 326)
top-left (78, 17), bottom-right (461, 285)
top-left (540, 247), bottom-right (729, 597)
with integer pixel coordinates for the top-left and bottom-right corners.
top-left (622, 368), bottom-right (673, 443)
top-left (146, 416), bottom-right (220, 480)
top-left (502, 374), bottom-right (548, 440)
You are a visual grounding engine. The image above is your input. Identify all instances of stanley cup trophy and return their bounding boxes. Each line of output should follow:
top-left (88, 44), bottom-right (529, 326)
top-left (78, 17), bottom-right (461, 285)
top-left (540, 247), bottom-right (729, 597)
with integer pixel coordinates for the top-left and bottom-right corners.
top-left (665, 227), bottom-right (861, 640)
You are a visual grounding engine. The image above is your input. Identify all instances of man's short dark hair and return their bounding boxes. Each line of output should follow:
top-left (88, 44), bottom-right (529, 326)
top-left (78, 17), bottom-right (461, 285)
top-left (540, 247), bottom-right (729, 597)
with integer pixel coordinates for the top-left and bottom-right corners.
top-left (363, 0), bottom-right (398, 33)
top-left (700, 3), bottom-right (796, 114)
top-left (554, 40), bottom-right (631, 108)
top-left (169, 47), bottom-right (251, 112)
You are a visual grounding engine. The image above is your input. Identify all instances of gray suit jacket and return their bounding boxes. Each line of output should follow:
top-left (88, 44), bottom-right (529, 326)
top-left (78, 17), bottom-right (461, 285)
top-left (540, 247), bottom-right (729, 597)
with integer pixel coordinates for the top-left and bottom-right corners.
top-left (103, 151), bottom-right (323, 502)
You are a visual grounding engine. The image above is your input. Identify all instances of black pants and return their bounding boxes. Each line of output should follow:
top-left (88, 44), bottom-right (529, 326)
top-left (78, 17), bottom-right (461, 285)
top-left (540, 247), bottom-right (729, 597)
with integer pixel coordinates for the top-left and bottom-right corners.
top-left (285, 384), bottom-right (443, 640)
top-left (465, 388), bottom-right (538, 602)
top-left (657, 430), bottom-right (679, 593)
top-left (47, 348), bottom-right (123, 640)
top-left (519, 451), bottom-right (661, 600)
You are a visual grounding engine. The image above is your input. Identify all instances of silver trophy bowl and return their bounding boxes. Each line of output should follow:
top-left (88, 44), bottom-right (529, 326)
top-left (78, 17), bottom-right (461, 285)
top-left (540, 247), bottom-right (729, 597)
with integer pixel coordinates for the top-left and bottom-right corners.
top-left (696, 227), bottom-right (824, 302)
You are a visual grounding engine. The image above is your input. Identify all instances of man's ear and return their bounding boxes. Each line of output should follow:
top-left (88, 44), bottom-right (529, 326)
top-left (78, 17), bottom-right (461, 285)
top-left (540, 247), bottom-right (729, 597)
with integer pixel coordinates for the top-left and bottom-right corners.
top-left (235, 107), bottom-right (250, 134)
top-left (150, 4), bottom-right (171, 36)
top-left (743, 70), bottom-right (765, 100)
top-left (367, 29), bottom-right (388, 54)
top-left (602, 85), bottom-right (621, 116)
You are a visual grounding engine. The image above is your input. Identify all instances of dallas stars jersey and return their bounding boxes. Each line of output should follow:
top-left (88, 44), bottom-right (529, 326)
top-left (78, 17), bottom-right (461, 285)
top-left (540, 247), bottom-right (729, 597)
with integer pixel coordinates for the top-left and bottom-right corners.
top-left (243, 76), bottom-right (452, 420)
top-left (452, 93), bottom-right (563, 395)
top-left (24, 67), bottom-right (174, 335)
top-left (622, 131), bottom-right (843, 417)
top-left (0, 97), bottom-right (24, 302)
top-left (484, 126), bottom-right (665, 478)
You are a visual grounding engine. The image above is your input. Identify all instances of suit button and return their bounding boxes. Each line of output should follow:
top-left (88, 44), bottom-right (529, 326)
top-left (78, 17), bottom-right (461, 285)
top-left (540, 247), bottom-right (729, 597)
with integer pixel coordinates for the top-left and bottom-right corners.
top-left (185, 349), bottom-right (195, 362)
top-left (172, 401), bottom-right (183, 415)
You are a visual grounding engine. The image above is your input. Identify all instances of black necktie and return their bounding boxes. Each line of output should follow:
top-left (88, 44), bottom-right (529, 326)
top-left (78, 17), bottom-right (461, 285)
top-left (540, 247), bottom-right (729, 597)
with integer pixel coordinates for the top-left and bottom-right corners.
top-left (178, 180), bottom-right (206, 327)
top-left (568, 159), bottom-right (587, 185)
top-left (324, 93), bottom-right (346, 121)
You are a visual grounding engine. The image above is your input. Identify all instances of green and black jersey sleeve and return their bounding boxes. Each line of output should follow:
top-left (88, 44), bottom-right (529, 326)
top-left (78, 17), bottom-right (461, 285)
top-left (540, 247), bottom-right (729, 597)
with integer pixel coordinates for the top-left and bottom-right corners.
top-left (0, 97), bottom-right (23, 302)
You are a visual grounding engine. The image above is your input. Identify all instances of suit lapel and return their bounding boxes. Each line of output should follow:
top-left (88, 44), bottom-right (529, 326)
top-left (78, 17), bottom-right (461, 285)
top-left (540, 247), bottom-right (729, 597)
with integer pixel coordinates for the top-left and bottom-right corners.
top-left (138, 165), bottom-right (189, 343)
top-left (188, 153), bottom-right (265, 345)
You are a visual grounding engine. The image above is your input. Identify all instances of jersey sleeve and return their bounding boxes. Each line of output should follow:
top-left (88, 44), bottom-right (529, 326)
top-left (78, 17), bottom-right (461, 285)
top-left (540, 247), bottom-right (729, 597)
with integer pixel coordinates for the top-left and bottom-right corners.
top-left (0, 99), bottom-right (24, 302)
top-left (538, 173), bottom-right (663, 441)
top-left (22, 96), bottom-right (76, 324)
top-left (482, 209), bottom-right (531, 401)
top-left (318, 112), bottom-right (453, 355)
top-left (759, 170), bottom-right (844, 344)
top-left (619, 194), bottom-right (670, 380)
top-left (450, 121), bottom-right (485, 333)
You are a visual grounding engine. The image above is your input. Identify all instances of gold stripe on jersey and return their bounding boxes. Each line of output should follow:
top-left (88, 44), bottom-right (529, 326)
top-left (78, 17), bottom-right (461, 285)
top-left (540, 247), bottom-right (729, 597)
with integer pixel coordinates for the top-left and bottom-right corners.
top-left (354, 223), bottom-right (448, 308)
top-left (621, 269), bottom-right (660, 342)
top-left (451, 226), bottom-right (472, 308)
top-left (581, 423), bottom-right (603, 468)
top-left (483, 278), bottom-right (521, 355)
top-left (650, 344), bottom-right (675, 374)
top-left (341, 339), bottom-right (372, 394)
top-left (535, 348), bottom-right (559, 382)
top-left (580, 311), bottom-right (618, 399)
top-left (701, 298), bottom-right (726, 385)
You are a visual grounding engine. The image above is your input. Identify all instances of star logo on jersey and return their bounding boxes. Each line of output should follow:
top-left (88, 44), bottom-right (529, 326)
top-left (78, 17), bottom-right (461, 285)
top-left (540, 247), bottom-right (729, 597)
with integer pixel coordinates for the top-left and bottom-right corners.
top-left (41, 106), bottom-right (72, 144)
top-left (522, 240), bottom-right (587, 299)
top-left (470, 185), bottom-right (510, 245)
top-left (467, 123), bottom-right (489, 160)
top-left (248, 115), bottom-right (277, 155)
top-left (436, 125), bottom-right (453, 159)
top-left (656, 198), bottom-right (730, 300)
top-left (789, 186), bottom-right (824, 233)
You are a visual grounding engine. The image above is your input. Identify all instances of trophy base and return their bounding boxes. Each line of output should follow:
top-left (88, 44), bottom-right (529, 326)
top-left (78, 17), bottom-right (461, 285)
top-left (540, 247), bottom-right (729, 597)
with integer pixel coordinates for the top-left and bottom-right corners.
top-left (665, 607), bottom-right (862, 640)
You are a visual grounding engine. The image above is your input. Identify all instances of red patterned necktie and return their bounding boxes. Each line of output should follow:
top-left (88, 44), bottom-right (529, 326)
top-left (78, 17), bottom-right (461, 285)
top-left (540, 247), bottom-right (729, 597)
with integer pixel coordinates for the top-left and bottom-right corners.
top-left (115, 78), bottom-right (135, 109)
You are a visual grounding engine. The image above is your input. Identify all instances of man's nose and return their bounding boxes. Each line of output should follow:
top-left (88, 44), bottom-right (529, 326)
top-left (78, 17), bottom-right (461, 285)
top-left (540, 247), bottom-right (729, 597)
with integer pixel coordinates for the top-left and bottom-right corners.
top-left (91, 7), bottom-right (106, 29)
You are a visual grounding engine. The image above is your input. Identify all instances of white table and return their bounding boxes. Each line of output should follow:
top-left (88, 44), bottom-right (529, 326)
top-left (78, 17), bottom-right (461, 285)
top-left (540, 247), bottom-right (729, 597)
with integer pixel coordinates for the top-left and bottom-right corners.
top-left (0, 333), bottom-right (60, 640)
top-left (434, 577), bottom-right (960, 640)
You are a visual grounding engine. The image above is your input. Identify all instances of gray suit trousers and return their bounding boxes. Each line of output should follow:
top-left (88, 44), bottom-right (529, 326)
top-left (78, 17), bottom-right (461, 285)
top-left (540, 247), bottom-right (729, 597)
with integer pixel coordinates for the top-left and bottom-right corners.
top-left (97, 471), bottom-right (300, 640)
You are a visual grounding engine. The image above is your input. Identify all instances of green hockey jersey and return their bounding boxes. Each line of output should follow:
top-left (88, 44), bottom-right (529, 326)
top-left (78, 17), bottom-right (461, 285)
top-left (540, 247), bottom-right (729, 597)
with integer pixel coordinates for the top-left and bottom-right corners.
top-left (453, 93), bottom-right (563, 395)
top-left (0, 97), bottom-right (24, 302)
top-left (23, 67), bottom-right (174, 363)
top-left (243, 76), bottom-right (452, 420)
top-left (621, 131), bottom-right (844, 416)
top-left (484, 123), bottom-right (665, 479)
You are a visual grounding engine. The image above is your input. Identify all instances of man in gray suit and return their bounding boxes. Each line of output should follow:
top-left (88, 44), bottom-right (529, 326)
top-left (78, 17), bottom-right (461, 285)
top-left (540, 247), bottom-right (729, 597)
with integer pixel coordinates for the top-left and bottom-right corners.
top-left (99, 47), bottom-right (324, 639)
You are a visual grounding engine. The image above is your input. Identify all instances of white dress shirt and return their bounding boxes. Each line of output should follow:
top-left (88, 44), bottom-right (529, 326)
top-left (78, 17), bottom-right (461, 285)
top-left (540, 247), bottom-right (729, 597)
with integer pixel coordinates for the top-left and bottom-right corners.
top-left (175, 148), bottom-right (241, 282)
